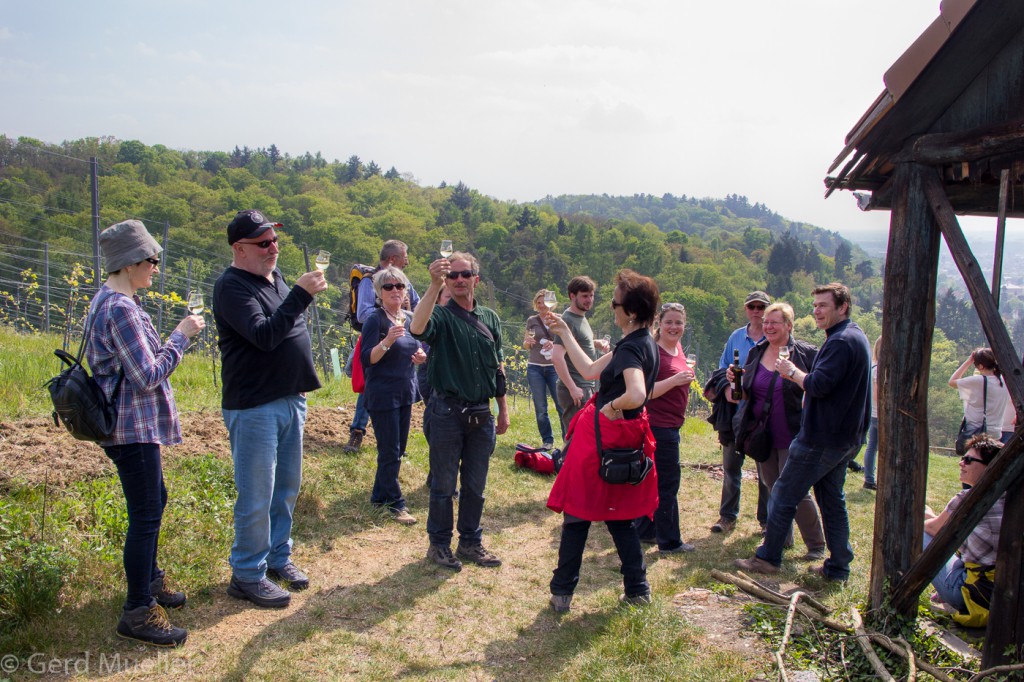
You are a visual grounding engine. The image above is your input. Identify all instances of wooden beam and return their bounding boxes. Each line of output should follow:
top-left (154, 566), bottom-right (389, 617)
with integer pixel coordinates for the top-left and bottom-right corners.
top-left (993, 168), bottom-right (1010, 307)
top-left (900, 120), bottom-right (1024, 165)
top-left (982, 485), bottom-right (1024, 666)
top-left (888, 167), bottom-right (1024, 616)
top-left (870, 163), bottom-right (940, 614)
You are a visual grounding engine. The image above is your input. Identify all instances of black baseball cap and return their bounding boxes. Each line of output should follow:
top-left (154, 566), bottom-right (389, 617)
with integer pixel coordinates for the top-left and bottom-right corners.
top-left (227, 209), bottom-right (282, 245)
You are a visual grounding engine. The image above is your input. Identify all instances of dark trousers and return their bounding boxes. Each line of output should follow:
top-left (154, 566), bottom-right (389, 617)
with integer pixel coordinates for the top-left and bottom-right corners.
top-left (104, 442), bottom-right (167, 610)
top-left (635, 426), bottom-right (683, 550)
top-left (550, 519), bottom-right (649, 598)
top-left (368, 404), bottom-right (412, 511)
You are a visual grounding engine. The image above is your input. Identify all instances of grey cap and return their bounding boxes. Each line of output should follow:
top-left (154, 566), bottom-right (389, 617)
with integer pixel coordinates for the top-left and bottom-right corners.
top-left (745, 290), bottom-right (771, 305)
top-left (99, 220), bottom-right (162, 273)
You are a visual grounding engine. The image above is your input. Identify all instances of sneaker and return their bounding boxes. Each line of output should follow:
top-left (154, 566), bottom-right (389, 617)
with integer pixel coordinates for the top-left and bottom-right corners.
top-left (801, 547), bottom-right (826, 562)
top-left (456, 542), bottom-right (503, 568)
top-left (734, 556), bottom-right (780, 575)
top-left (267, 562), bottom-right (310, 591)
top-left (342, 428), bottom-right (365, 453)
top-left (427, 544), bottom-right (463, 571)
top-left (390, 508), bottom-right (417, 525)
top-left (227, 576), bottom-right (291, 608)
top-left (619, 592), bottom-right (653, 606)
top-left (150, 570), bottom-right (186, 610)
top-left (116, 603), bottom-right (188, 647)
top-left (710, 517), bottom-right (736, 533)
top-left (549, 594), bottom-right (573, 613)
top-left (659, 542), bottom-right (696, 554)
top-left (863, 481), bottom-right (877, 491)
top-left (809, 565), bottom-right (848, 583)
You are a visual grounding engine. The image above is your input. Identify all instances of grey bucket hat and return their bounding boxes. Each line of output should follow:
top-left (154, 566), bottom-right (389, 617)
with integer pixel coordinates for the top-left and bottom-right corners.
top-left (99, 220), bottom-right (162, 273)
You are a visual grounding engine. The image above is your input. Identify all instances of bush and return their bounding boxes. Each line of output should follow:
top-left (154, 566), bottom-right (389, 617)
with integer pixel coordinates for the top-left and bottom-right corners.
top-left (0, 537), bottom-right (76, 632)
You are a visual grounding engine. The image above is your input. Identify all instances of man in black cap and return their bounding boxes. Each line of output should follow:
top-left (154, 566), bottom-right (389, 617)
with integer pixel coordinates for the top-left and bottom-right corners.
top-left (213, 209), bottom-right (327, 608)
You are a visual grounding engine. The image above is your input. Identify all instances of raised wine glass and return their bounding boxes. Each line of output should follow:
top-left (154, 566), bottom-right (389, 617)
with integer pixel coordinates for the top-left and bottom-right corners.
top-left (543, 290), bottom-right (558, 311)
top-left (315, 250), bottom-right (331, 272)
top-left (187, 290), bottom-right (204, 316)
top-left (686, 352), bottom-right (697, 367)
top-left (778, 346), bottom-right (791, 361)
top-left (440, 240), bottom-right (453, 258)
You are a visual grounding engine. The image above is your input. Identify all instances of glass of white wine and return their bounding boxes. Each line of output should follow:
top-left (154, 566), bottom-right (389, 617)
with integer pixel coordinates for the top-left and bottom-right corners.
top-left (686, 353), bottom-right (697, 367)
top-left (778, 346), bottom-right (791, 361)
top-left (440, 240), bottom-right (453, 258)
top-left (187, 290), bottom-right (204, 316)
top-left (543, 290), bottom-right (558, 311)
top-left (315, 250), bottom-right (331, 272)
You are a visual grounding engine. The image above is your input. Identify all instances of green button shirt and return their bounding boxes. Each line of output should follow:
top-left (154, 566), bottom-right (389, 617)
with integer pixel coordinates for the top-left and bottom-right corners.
top-left (413, 302), bottom-right (503, 404)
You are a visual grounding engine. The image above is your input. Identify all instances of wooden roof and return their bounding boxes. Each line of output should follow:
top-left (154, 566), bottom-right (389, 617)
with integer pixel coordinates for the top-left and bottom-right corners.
top-left (825, 0), bottom-right (1024, 217)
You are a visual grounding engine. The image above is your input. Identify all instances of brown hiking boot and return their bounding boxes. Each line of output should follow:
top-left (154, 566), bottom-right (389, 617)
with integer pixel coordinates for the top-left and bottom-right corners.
top-left (116, 603), bottom-right (188, 647)
top-left (342, 428), bottom-right (365, 453)
top-left (456, 543), bottom-right (502, 568)
top-left (734, 556), bottom-right (780, 574)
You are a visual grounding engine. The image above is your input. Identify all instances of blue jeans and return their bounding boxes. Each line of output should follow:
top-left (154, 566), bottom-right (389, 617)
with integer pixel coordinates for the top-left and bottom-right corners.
top-left (756, 439), bottom-right (856, 580)
top-left (863, 417), bottom-right (879, 485)
top-left (635, 426), bottom-right (684, 550)
top-left (923, 532), bottom-right (968, 612)
top-left (104, 442), bottom-right (167, 610)
top-left (527, 364), bottom-right (561, 444)
top-left (425, 394), bottom-right (495, 547)
top-left (719, 441), bottom-right (770, 524)
top-left (224, 395), bottom-right (306, 581)
top-left (368, 405), bottom-right (412, 511)
top-left (351, 392), bottom-right (369, 432)
top-left (550, 519), bottom-right (649, 598)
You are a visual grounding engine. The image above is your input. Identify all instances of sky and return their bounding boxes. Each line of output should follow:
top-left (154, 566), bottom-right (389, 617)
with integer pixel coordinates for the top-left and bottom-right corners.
top-left (0, 0), bottom-right (1000, 242)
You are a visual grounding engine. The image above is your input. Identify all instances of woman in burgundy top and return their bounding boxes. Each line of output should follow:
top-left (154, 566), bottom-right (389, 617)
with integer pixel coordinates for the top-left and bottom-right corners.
top-left (635, 302), bottom-right (696, 553)
top-left (731, 302), bottom-right (825, 559)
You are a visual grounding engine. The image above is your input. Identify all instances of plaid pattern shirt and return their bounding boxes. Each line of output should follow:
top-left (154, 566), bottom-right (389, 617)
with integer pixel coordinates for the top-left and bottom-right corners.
top-left (945, 489), bottom-right (1005, 566)
top-left (85, 286), bottom-right (191, 447)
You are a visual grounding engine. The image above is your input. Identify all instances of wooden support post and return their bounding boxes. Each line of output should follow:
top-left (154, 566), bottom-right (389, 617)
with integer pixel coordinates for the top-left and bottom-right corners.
top-left (992, 168), bottom-right (1009, 307)
top-left (870, 163), bottom-right (941, 614)
top-left (983, 484), bottom-right (1024, 666)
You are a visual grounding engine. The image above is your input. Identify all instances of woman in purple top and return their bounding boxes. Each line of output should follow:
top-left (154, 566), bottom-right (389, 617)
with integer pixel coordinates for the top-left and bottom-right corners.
top-left (731, 303), bottom-right (825, 559)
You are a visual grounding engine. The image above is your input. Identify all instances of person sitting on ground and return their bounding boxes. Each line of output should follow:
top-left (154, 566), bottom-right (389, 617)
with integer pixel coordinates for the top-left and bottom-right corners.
top-left (924, 434), bottom-right (1004, 626)
top-left (361, 266), bottom-right (427, 525)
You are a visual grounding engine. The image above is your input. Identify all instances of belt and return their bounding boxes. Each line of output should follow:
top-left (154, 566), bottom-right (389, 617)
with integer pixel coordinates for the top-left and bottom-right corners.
top-left (442, 395), bottom-right (488, 409)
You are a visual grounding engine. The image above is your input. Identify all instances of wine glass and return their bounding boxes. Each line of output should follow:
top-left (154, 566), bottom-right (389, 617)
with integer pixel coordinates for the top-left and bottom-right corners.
top-left (686, 353), bottom-right (697, 367)
top-left (543, 290), bottom-right (558, 311)
top-left (440, 240), bottom-right (453, 258)
top-left (778, 346), bottom-right (791, 361)
top-left (315, 250), bottom-right (331, 272)
top-left (187, 290), bottom-right (204, 316)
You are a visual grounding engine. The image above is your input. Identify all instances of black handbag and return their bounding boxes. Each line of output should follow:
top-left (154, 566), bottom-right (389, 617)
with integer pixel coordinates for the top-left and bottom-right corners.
top-left (955, 376), bottom-right (988, 455)
top-left (44, 292), bottom-right (124, 442)
top-left (737, 370), bottom-right (779, 463)
top-left (595, 406), bottom-right (652, 485)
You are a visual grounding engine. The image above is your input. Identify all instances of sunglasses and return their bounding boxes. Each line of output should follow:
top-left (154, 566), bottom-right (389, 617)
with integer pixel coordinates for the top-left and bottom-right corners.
top-left (446, 270), bottom-right (477, 280)
top-left (611, 300), bottom-right (623, 309)
top-left (960, 455), bottom-right (985, 465)
top-left (661, 303), bottom-right (685, 312)
top-left (746, 303), bottom-right (766, 311)
top-left (381, 282), bottom-right (406, 291)
top-left (144, 257), bottom-right (160, 266)
top-left (238, 236), bottom-right (279, 249)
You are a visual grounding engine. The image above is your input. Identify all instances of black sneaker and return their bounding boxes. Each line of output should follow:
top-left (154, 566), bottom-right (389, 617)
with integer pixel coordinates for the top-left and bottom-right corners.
top-left (456, 543), bottom-right (502, 567)
top-left (426, 544), bottom-right (463, 571)
top-left (267, 563), bottom-right (310, 591)
top-left (227, 576), bottom-right (291, 608)
top-left (150, 570), bottom-right (186, 610)
top-left (116, 603), bottom-right (188, 647)
top-left (863, 481), bottom-right (877, 491)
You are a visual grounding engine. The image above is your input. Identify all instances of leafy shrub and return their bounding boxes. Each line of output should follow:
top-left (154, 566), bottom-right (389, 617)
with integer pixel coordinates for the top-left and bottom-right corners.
top-left (0, 537), bottom-right (76, 632)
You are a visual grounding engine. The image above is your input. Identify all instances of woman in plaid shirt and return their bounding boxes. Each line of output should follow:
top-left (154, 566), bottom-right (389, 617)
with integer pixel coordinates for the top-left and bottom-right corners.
top-left (87, 220), bottom-right (204, 648)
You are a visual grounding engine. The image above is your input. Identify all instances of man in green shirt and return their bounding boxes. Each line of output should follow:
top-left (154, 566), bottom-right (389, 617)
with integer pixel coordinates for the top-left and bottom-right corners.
top-left (411, 252), bottom-right (509, 571)
top-left (552, 276), bottom-right (610, 433)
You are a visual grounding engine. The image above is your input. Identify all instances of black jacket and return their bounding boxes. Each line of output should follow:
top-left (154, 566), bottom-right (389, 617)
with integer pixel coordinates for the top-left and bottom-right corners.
top-left (732, 338), bottom-right (817, 446)
top-left (704, 367), bottom-right (738, 445)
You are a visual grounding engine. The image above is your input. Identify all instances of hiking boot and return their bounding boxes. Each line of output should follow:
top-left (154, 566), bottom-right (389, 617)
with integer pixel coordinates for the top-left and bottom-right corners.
top-left (847, 459), bottom-right (864, 473)
top-left (619, 592), bottom-right (653, 606)
top-left (549, 594), bottom-right (573, 613)
top-left (427, 544), bottom-right (462, 571)
top-left (734, 556), bottom-right (780, 575)
top-left (227, 576), bottom-right (291, 608)
top-left (116, 603), bottom-right (188, 647)
top-left (267, 562), bottom-right (310, 591)
top-left (659, 542), bottom-right (696, 554)
top-left (863, 481), bottom-right (877, 491)
top-left (342, 428), bottom-right (365, 453)
top-left (456, 542), bottom-right (502, 568)
top-left (390, 508), bottom-right (417, 525)
top-left (150, 569), bottom-right (186, 610)
top-left (710, 517), bottom-right (736, 533)
top-left (801, 547), bottom-right (826, 562)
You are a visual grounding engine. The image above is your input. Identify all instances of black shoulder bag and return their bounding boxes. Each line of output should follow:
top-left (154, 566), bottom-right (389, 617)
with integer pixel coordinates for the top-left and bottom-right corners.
top-left (737, 370), bottom-right (779, 463)
top-left (595, 406), bottom-right (653, 485)
top-left (45, 291), bottom-right (125, 442)
top-left (955, 376), bottom-right (988, 455)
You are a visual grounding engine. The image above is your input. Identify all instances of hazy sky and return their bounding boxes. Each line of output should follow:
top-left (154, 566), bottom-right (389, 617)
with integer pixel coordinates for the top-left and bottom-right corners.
top-left (0, 0), bottom-right (997, 239)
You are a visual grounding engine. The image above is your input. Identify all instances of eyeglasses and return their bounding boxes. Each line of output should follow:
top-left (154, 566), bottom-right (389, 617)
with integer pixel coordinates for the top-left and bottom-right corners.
top-left (661, 303), bottom-right (685, 312)
top-left (960, 455), bottom-right (985, 465)
top-left (144, 257), bottom-right (160, 266)
top-left (746, 303), bottom-right (766, 311)
top-left (446, 270), bottom-right (477, 280)
top-left (381, 282), bottom-right (406, 291)
top-left (611, 300), bottom-right (623, 309)
top-left (238, 236), bottom-right (279, 249)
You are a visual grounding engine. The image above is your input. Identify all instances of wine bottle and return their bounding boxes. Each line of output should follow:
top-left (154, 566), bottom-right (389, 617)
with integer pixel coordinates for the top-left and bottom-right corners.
top-left (732, 349), bottom-right (744, 401)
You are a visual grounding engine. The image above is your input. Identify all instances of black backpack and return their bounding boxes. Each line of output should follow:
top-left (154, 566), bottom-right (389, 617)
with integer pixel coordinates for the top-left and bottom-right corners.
top-left (45, 294), bottom-right (124, 442)
top-left (347, 264), bottom-right (377, 331)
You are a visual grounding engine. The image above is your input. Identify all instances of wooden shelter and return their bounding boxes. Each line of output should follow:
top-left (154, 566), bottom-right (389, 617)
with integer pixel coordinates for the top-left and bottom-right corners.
top-left (825, 0), bottom-right (1024, 667)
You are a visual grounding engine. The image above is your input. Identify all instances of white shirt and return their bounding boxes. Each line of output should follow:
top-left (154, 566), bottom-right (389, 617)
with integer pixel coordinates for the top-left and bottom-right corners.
top-left (956, 374), bottom-right (1010, 437)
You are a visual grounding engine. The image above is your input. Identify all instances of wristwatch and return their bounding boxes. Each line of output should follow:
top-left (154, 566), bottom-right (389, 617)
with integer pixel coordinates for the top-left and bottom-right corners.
top-left (380, 343), bottom-right (390, 353)
top-left (787, 367), bottom-right (797, 378)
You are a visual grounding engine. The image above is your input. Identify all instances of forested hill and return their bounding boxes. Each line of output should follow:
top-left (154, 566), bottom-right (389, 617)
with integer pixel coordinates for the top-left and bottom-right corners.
top-left (0, 134), bottom-right (883, 368)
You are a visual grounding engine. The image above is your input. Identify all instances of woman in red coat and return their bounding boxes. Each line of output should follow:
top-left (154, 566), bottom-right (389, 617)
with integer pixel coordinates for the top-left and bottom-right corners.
top-left (546, 269), bottom-right (660, 612)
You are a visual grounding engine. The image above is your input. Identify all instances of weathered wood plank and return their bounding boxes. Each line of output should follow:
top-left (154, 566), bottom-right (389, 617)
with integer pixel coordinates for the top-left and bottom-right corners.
top-left (982, 486), bottom-right (1024, 666)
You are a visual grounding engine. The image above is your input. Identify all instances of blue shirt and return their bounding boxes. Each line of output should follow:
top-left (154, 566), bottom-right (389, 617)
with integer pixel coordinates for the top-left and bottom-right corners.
top-left (356, 273), bottom-right (420, 324)
top-left (719, 324), bottom-right (764, 369)
top-left (359, 308), bottom-right (420, 411)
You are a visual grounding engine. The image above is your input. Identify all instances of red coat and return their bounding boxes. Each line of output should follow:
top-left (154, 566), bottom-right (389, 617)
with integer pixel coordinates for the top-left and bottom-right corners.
top-left (547, 399), bottom-right (658, 521)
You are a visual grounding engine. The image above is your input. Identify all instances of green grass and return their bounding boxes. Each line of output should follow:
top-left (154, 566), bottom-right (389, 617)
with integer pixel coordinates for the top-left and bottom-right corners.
top-left (0, 324), bottom-right (975, 680)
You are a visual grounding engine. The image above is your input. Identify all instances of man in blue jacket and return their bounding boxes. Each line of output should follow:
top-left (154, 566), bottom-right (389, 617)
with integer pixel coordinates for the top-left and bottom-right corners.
top-left (735, 282), bottom-right (870, 582)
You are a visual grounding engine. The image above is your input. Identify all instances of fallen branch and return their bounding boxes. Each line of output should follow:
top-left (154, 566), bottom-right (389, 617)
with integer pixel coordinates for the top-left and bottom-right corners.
top-left (773, 592), bottom-right (808, 682)
top-left (736, 570), bottom-right (831, 615)
top-left (868, 634), bottom-right (957, 682)
top-left (711, 569), bottom-right (850, 632)
top-left (968, 662), bottom-right (1024, 682)
top-left (851, 607), bottom-right (894, 681)
top-left (896, 636), bottom-right (916, 681)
